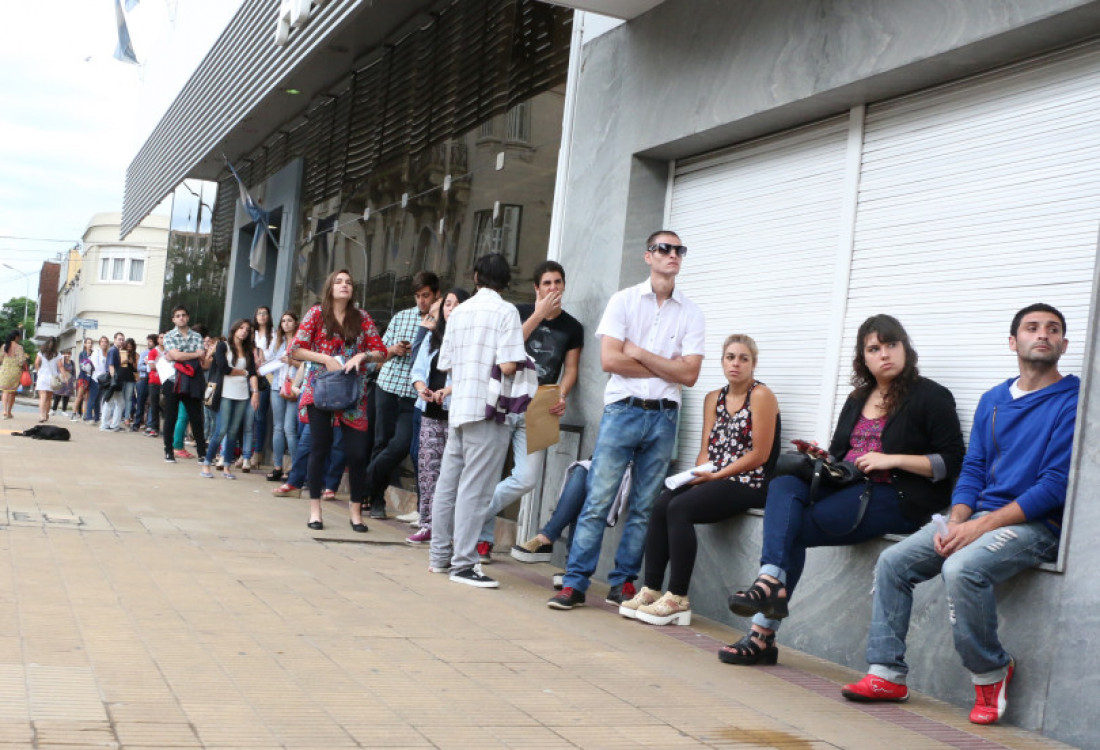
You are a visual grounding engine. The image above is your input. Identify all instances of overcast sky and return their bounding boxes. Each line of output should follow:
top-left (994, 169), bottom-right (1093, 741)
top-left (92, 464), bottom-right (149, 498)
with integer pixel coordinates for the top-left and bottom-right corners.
top-left (0, 0), bottom-right (241, 312)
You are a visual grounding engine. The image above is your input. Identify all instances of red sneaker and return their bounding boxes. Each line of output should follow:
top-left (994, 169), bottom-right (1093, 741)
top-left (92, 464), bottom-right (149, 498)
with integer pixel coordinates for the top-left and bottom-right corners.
top-left (477, 541), bottom-right (492, 564)
top-left (841, 674), bottom-right (909, 702)
top-left (970, 659), bottom-right (1014, 724)
top-left (174, 448), bottom-right (195, 460)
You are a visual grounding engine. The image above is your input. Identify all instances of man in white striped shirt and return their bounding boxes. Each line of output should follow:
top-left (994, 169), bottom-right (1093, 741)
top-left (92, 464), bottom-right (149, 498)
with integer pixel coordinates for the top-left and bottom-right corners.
top-left (428, 253), bottom-right (527, 588)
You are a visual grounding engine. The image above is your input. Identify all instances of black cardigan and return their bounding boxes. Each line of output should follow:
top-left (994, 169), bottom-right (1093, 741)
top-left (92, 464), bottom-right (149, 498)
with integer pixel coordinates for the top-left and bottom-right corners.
top-left (208, 340), bottom-right (258, 412)
top-left (828, 376), bottom-right (965, 522)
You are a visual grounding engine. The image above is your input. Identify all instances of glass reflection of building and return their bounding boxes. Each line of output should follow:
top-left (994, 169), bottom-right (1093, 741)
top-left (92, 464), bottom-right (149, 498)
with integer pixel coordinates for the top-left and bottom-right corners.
top-left (290, 87), bottom-right (564, 331)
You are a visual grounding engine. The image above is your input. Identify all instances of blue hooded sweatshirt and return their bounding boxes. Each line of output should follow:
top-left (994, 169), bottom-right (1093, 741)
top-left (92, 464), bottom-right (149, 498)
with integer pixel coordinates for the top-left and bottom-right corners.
top-left (952, 374), bottom-right (1079, 534)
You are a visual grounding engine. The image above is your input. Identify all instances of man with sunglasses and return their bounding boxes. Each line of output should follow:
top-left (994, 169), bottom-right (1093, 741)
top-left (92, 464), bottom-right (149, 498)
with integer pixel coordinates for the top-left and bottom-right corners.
top-left (548, 230), bottom-right (705, 610)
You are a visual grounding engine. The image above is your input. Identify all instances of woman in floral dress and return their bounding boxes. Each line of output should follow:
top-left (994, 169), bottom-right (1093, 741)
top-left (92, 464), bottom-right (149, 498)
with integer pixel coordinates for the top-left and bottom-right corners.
top-left (290, 269), bottom-right (390, 532)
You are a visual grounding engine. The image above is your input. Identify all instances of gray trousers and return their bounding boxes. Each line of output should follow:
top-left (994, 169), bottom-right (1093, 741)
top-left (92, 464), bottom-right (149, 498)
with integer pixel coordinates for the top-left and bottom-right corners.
top-left (429, 418), bottom-right (511, 573)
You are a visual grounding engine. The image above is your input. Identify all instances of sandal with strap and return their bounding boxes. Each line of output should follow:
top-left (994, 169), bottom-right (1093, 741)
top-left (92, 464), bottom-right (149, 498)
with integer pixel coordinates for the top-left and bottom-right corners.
top-left (718, 630), bottom-right (778, 666)
top-left (728, 575), bottom-right (789, 620)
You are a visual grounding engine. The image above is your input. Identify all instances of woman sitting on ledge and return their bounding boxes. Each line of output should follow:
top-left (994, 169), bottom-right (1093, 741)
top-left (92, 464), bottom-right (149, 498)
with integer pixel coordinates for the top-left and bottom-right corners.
top-left (620, 334), bottom-right (780, 627)
top-left (720, 314), bottom-right (964, 666)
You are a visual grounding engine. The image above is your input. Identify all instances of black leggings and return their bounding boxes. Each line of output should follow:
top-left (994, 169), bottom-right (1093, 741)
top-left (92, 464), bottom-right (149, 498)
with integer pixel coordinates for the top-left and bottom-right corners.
top-left (644, 479), bottom-right (766, 596)
top-left (51, 395), bottom-right (70, 411)
top-left (307, 405), bottom-right (369, 502)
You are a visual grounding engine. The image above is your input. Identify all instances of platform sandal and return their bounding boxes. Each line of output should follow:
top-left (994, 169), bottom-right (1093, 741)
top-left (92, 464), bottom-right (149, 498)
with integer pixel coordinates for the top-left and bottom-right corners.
top-left (718, 630), bottom-right (778, 666)
top-left (727, 575), bottom-right (789, 620)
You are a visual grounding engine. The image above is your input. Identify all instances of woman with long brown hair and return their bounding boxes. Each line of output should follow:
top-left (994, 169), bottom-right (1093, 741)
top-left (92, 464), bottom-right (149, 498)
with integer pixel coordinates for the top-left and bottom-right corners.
top-left (290, 270), bottom-right (389, 532)
top-left (720, 314), bottom-right (965, 666)
top-left (34, 336), bottom-right (61, 422)
top-left (267, 310), bottom-right (300, 482)
top-left (202, 319), bottom-right (259, 479)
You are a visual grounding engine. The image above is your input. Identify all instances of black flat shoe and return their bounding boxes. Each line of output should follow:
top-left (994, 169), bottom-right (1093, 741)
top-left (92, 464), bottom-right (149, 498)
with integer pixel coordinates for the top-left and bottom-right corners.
top-left (349, 520), bottom-right (369, 533)
top-left (307, 520), bottom-right (323, 530)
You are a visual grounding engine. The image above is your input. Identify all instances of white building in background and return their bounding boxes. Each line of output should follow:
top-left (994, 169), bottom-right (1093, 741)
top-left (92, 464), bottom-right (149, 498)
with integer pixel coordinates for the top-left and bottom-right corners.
top-left (57, 212), bottom-right (169, 352)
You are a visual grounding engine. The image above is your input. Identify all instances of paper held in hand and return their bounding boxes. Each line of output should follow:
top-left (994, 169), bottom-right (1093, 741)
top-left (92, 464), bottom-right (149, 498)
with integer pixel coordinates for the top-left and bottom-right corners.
top-left (154, 354), bottom-right (177, 383)
top-left (665, 462), bottom-right (717, 490)
top-left (525, 384), bottom-right (561, 454)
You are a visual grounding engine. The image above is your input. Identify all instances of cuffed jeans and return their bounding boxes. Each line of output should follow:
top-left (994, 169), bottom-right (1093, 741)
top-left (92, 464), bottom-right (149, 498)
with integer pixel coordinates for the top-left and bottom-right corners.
top-left (562, 400), bottom-right (678, 593)
top-left (204, 398), bottom-right (248, 465)
top-left (752, 475), bottom-right (919, 631)
top-left (479, 413), bottom-right (546, 544)
top-left (867, 512), bottom-right (1058, 685)
top-left (429, 419), bottom-right (511, 574)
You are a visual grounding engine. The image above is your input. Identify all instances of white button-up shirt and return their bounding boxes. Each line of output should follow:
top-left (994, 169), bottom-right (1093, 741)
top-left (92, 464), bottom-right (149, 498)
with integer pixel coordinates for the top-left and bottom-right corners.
top-left (438, 287), bottom-right (527, 428)
top-left (595, 279), bottom-right (706, 405)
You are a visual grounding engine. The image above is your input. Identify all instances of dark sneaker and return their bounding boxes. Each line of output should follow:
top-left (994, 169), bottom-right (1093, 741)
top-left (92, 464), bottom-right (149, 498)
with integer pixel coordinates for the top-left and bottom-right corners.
top-left (605, 581), bottom-right (636, 605)
top-left (842, 674), bottom-right (909, 703)
top-left (368, 501), bottom-right (387, 520)
top-left (477, 541), bottom-right (493, 564)
top-left (547, 587), bottom-right (586, 610)
top-left (449, 565), bottom-right (499, 588)
top-left (164, 450), bottom-right (177, 463)
top-left (970, 658), bottom-right (1014, 724)
top-left (510, 537), bottom-right (553, 563)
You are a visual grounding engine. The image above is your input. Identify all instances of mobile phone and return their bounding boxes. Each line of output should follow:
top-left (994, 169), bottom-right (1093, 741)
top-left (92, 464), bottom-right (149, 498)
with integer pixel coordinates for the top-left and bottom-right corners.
top-left (791, 439), bottom-right (827, 458)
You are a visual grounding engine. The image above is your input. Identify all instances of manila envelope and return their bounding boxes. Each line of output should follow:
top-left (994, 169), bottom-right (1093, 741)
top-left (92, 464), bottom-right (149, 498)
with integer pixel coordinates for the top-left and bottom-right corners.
top-left (525, 384), bottom-right (561, 454)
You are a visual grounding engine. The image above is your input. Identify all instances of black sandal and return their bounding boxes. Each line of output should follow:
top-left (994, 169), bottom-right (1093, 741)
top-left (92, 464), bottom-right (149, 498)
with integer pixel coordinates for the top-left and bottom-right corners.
top-left (266, 468), bottom-right (283, 482)
top-left (728, 575), bottom-right (789, 620)
top-left (718, 630), bottom-right (778, 665)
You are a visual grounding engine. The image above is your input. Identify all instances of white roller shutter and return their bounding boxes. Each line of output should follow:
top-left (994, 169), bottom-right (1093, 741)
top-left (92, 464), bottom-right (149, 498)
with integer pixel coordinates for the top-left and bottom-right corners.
top-left (837, 43), bottom-right (1100, 437)
top-left (669, 118), bottom-right (850, 467)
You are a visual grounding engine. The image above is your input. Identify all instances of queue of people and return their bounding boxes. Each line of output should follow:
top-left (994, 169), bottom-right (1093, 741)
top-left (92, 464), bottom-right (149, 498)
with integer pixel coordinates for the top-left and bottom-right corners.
top-left (1, 230), bottom-right (1076, 730)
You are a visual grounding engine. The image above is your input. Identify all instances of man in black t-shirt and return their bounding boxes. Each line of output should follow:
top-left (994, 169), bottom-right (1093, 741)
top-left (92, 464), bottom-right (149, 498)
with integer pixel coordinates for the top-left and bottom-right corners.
top-left (476, 260), bottom-right (584, 563)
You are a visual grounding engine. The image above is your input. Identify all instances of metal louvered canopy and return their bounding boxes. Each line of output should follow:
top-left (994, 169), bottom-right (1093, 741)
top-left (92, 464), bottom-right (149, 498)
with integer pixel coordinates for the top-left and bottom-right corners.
top-left (121, 0), bottom-right (444, 239)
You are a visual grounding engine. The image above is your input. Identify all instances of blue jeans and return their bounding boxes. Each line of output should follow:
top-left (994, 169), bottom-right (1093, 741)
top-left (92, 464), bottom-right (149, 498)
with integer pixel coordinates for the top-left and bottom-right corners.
top-left (134, 380), bottom-right (148, 427)
top-left (221, 398), bottom-right (254, 461)
top-left (540, 462), bottom-right (588, 542)
top-left (562, 401), bottom-right (678, 593)
top-left (286, 422), bottom-right (346, 491)
top-left (867, 513), bottom-right (1059, 685)
top-left (121, 381), bottom-right (136, 421)
top-left (753, 475), bottom-right (920, 630)
top-left (85, 380), bottom-right (101, 421)
top-left (205, 398), bottom-right (249, 465)
top-left (252, 387), bottom-right (271, 457)
top-left (270, 393), bottom-right (299, 468)
top-left (479, 413), bottom-right (546, 544)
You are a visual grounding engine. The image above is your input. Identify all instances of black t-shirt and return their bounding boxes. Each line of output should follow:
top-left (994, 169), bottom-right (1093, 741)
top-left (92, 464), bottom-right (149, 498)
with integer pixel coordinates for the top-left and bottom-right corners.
top-left (515, 304), bottom-right (584, 385)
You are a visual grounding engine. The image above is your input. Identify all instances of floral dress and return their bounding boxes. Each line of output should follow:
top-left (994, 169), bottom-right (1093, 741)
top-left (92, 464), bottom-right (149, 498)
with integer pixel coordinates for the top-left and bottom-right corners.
top-left (0, 345), bottom-right (27, 392)
top-left (290, 304), bottom-right (386, 432)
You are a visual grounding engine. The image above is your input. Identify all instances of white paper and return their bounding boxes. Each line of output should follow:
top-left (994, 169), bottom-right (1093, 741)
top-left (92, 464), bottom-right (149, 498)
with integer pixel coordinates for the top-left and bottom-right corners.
top-left (258, 358), bottom-right (283, 376)
top-left (664, 462), bottom-right (717, 490)
top-left (155, 355), bottom-right (176, 383)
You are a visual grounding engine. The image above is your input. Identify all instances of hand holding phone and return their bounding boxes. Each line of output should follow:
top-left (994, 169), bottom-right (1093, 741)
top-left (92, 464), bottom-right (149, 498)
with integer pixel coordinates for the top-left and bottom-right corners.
top-left (791, 439), bottom-right (828, 459)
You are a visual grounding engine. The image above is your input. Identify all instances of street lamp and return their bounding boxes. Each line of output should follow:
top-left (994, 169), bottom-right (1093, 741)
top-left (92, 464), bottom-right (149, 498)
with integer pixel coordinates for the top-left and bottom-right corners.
top-left (1, 262), bottom-right (32, 327)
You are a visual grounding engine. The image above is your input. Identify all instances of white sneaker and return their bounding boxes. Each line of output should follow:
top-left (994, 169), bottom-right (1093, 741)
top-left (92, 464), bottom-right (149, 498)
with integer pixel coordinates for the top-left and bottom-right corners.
top-left (396, 511), bottom-right (419, 523)
top-left (49, 409), bottom-right (56, 415)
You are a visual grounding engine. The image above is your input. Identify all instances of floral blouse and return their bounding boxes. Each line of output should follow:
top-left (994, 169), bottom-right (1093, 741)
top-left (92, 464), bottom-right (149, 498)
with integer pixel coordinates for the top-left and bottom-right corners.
top-left (708, 381), bottom-right (767, 489)
top-left (290, 304), bottom-right (386, 432)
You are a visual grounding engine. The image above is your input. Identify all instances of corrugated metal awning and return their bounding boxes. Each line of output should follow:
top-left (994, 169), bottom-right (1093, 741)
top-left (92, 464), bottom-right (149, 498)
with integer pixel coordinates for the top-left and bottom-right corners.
top-left (121, 0), bottom-right (441, 238)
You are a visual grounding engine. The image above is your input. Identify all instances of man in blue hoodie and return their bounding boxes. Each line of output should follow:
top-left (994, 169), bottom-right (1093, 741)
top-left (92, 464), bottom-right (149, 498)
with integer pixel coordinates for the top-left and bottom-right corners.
top-left (842, 303), bottom-right (1078, 725)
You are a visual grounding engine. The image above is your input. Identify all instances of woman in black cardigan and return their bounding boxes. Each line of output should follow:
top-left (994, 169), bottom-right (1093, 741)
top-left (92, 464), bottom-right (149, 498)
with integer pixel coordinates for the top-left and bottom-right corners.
top-left (720, 314), bottom-right (964, 666)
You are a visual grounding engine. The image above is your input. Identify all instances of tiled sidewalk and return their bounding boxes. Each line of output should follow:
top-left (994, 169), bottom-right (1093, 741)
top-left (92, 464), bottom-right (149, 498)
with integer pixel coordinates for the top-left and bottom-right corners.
top-left (0, 411), bottom-right (1077, 749)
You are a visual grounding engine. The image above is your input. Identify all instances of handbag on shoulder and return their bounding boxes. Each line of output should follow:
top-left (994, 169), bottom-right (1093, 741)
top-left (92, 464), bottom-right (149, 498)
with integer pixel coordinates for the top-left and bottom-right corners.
top-left (312, 369), bottom-right (360, 412)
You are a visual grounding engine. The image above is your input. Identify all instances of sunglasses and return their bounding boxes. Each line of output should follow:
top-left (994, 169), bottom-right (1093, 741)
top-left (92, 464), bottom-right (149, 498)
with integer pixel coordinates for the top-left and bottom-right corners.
top-left (648, 243), bottom-right (688, 258)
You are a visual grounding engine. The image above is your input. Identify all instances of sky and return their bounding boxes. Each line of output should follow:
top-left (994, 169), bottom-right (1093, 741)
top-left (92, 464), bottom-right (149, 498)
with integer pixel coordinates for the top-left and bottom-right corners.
top-left (0, 0), bottom-right (241, 313)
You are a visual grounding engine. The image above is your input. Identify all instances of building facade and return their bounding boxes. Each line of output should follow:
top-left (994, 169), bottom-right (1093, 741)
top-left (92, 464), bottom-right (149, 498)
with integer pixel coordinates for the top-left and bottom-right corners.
top-left (554, 1), bottom-right (1100, 744)
top-left (57, 212), bottom-right (170, 352)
